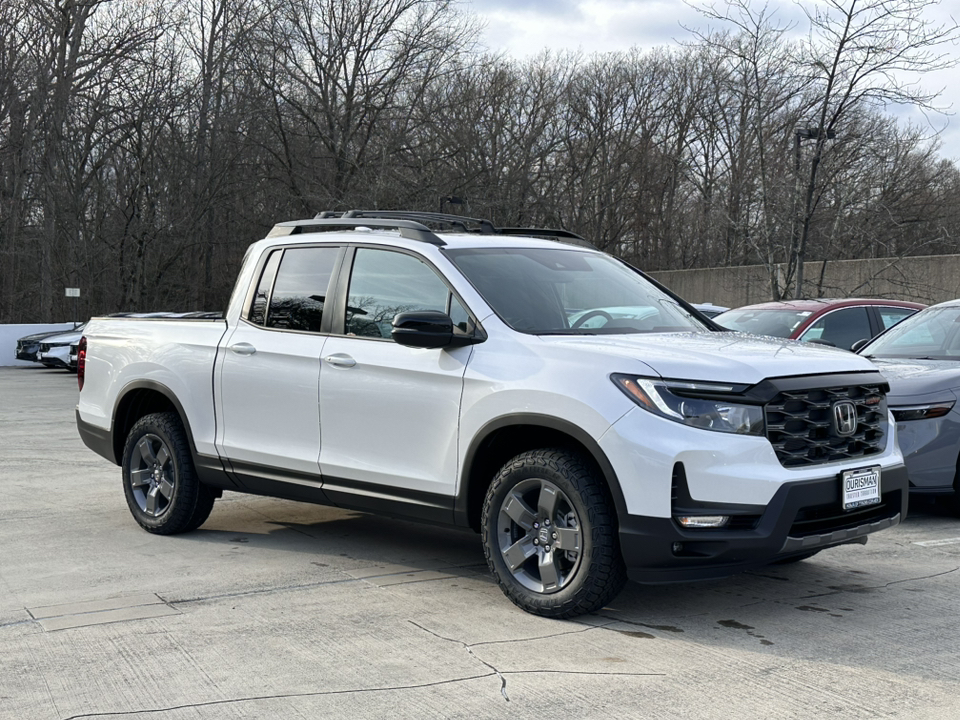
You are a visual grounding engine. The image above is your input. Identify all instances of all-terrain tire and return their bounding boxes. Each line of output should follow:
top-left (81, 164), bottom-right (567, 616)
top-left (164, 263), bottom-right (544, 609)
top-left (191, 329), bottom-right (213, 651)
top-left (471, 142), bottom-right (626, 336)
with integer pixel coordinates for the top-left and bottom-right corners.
top-left (121, 411), bottom-right (216, 534)
top-left (481, 448), bottom-right (627, 618)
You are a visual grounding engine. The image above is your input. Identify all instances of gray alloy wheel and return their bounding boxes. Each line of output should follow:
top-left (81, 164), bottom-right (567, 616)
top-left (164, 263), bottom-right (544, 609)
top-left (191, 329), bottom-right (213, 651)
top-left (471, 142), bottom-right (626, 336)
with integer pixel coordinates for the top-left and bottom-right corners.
top-left (128, 433), bottom-right (177, 518)
top-left (496, 477), bottom-right (584, 594)
top-left (481, 448), bottom-right (626, 618)
top-left (122, 412), bottom-right (216, 535)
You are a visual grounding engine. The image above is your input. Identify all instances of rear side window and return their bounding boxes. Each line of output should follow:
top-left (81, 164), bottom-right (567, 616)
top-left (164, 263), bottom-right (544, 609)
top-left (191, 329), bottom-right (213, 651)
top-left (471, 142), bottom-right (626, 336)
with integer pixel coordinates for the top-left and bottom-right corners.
top-left (247, 250), bottom-right (282, 326)
top-left (263, 247), bottom-right (339, 332)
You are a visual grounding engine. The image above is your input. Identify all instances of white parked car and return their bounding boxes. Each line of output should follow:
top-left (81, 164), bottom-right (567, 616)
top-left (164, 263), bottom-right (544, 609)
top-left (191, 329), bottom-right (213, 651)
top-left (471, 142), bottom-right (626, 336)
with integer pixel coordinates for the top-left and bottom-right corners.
top-left (36, 324), bottom-right (86, 369)
top-left (76, 211), bottom-right (908, 617)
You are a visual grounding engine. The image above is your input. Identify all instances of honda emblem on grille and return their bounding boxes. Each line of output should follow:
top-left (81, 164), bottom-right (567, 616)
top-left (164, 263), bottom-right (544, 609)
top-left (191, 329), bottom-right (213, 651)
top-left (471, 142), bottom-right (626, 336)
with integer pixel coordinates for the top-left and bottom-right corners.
top-left (833, 400), bottom-right (858, 437)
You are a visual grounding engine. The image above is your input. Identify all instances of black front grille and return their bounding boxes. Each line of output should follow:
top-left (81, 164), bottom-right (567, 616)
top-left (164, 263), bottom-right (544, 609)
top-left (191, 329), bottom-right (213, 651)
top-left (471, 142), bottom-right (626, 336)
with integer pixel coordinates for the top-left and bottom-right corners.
top-left (765, 384), bottom-right (886, 467)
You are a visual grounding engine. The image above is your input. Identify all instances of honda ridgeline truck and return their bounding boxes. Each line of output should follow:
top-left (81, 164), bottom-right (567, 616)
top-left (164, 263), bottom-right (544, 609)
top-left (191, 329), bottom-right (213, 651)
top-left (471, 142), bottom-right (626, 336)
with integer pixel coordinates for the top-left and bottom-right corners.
top-left (76, 211), bottom-right (908, 617)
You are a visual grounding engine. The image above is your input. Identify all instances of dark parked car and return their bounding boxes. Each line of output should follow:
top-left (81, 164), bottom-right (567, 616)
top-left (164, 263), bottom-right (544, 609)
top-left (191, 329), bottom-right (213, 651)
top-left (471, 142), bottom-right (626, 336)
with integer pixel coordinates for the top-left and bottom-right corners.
top-left (15, 326), bottom-right (81, 363)
top-left (714, 298), bottom-right (925, 350)
top-left (859, 300), bottom-right (960, 508)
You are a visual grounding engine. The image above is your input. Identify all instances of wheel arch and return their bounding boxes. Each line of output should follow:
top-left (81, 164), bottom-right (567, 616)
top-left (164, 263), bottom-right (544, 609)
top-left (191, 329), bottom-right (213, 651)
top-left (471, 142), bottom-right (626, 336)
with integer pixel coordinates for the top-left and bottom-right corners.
top-left (455, 414), bottom-right (627, 532)
top-left (111, 381), bottom-right (199, 467)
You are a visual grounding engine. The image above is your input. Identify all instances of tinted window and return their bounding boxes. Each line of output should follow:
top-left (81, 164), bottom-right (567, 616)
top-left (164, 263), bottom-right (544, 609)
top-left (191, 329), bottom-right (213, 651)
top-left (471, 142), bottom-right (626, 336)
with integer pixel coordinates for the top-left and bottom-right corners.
top-left (714, 308), bottom-right (810, 337)
top-left (266, 247), bottom-right (339, 332)
top-left (247, 250), bottom-right (282, 326)
top-left (800, 307), bottom-right (871, 350)
top-left (345, 249), bottom-right (450, 339)
top-left (878, 307), bottom-right (917, 330)
top-left (446, 247), bottom-right (705, 335)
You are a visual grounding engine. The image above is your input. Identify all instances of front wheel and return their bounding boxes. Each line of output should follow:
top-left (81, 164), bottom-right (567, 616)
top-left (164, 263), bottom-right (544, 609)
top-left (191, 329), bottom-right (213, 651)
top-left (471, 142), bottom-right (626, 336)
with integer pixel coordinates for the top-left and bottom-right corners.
top-left (121, 411), bottom-right (216, 534)
top-left (481, 449), bottom-right (626, 618)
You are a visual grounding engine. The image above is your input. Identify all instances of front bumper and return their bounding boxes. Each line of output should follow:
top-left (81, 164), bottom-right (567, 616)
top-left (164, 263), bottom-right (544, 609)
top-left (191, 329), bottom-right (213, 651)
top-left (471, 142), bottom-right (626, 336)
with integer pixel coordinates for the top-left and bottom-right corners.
top-left (620, 464), bottom-right (909, 583)
top-left (38, 346), bottom-right (71, 368)
top-left (16, 344), bottom-right (40, 361)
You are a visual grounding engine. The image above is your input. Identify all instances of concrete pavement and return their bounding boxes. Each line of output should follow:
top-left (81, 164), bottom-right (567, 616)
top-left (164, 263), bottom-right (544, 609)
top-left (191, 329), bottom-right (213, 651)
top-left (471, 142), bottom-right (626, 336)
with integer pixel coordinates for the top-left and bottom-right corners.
top-left (2, 366), bottom-right (960, 719)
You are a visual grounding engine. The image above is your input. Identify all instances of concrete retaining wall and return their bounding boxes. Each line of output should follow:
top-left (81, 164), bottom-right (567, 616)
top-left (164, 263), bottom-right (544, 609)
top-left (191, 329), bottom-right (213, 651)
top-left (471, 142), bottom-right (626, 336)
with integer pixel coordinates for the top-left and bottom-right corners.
top-left (1, 324), bottom-right (77, 367)
top-left (649, 254), bottom-right (960, 309)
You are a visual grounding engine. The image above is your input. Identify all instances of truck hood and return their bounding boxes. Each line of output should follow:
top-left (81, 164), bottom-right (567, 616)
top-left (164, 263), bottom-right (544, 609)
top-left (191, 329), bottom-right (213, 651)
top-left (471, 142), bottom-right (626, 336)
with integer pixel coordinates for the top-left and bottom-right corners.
top-left (538, 331), bottom-right (877, 385)
top-left (868, 358), bottom-right (960, 402)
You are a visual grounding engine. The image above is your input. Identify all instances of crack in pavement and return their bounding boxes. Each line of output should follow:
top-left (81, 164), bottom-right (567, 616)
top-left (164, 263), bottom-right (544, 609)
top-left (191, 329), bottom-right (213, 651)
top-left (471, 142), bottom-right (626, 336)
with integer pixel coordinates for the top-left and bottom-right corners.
top-left (409, 620), bottom-right (510, 700)
top-left (796, 566), bottom-right (960, 600)
top-left (57, 673), bottom-right (500, 720)
top-left (408, 619), bottom-right (665, 703)
top-left (467, 621), bottom-right (615, 648)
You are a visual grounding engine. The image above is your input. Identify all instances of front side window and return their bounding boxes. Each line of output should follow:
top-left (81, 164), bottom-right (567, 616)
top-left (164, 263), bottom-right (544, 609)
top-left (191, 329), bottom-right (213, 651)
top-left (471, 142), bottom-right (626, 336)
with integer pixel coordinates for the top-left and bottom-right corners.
top-left (265, 246), bottom-right (339, 332)
top-left (800, 307), bottom-right (871, 350)
top-left (344, 248), bottom-right (451, 339)
top-left (445, 247), bottom-right (707, 335)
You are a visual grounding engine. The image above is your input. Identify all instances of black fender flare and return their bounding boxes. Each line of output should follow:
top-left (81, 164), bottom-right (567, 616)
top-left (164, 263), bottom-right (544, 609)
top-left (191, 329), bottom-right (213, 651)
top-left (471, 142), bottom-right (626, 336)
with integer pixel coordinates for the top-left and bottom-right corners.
top-left (454, 413), bottom-right (628, 528)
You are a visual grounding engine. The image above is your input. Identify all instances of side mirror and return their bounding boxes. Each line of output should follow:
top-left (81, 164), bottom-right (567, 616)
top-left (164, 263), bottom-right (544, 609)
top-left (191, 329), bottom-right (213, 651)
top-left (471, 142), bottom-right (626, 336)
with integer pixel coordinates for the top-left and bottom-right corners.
top-left (851, 338), bottom-right (870, 353)
top-left (392, 311), bottom-right (482, 349)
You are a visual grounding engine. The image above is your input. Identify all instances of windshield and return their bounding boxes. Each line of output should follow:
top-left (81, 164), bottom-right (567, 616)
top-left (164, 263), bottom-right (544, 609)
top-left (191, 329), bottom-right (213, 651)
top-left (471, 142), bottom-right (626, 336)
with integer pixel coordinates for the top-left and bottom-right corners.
top-left (863, 306), bottom-right (960, 360)
top-left (444, 247), bottom-right (709, 335)
top-left (713, 308), bottom-right (811, 338)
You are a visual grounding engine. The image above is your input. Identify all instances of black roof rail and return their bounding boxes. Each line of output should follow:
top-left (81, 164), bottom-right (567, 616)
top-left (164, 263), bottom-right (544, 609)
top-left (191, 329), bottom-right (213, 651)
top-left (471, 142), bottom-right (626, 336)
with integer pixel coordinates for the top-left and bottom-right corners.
top-left (267, 217), bottom-right (444, 246)
top-left (270, 210), bottom-right (596, 249)
top-left (495, 227), bottom-right (594, 248)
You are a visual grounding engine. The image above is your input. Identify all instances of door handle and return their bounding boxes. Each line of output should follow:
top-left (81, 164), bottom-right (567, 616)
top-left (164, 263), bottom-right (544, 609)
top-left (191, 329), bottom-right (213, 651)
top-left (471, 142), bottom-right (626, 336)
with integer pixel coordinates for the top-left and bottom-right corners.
top-left (229, 343), bottom-right (257, 356)
top-left (324, 353), bottom-right (356, 368)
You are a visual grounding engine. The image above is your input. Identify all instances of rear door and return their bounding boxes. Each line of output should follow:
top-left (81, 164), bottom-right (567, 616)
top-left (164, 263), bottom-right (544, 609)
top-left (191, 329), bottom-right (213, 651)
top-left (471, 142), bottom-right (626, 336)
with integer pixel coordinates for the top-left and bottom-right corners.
top-left (216, 245), bottom-right (341, 486)
top-left (317, 246), bottom-right (476, 520)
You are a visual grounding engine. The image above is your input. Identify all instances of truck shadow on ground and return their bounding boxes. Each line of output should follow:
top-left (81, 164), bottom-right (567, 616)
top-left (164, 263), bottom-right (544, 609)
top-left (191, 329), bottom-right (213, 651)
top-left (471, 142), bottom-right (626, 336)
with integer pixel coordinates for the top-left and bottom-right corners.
top-left (182, 495), bottom-right (960, 647)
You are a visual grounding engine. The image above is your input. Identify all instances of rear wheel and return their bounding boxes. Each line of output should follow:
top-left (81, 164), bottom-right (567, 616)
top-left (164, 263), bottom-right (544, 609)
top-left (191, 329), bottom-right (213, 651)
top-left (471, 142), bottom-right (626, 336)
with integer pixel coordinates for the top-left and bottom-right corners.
top-left (481, 449), bottom-right (626, 618)
top-left (122, 412), bottom-right (216, 534)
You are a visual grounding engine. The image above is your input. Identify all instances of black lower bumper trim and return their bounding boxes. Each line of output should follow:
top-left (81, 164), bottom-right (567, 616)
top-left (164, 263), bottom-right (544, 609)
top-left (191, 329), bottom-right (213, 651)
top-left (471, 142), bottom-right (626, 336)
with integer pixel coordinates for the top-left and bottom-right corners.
top-left (76, 407), bottom-right (118, 465)
top-left (620, 464), bottom-right (909, 584)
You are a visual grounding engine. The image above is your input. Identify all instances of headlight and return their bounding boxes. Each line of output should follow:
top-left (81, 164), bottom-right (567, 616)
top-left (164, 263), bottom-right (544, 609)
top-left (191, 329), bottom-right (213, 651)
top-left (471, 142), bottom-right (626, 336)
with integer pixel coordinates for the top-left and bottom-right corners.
top-left (612, 374), bottom-right (765, 435)
top-left (892, 401), bottom-right (955, 422)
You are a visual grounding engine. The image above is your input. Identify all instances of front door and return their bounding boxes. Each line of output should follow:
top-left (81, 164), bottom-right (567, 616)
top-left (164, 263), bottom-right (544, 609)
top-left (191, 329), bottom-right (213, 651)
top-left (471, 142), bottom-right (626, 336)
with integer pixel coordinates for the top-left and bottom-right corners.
top-left (318, 246), bottom-right (474, 519)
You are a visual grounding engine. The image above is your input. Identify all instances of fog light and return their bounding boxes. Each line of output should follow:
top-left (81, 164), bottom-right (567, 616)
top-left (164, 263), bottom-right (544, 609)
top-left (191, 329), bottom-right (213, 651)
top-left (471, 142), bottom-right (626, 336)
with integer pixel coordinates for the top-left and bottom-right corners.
top-left (676, 515), bottom-right (729, 528)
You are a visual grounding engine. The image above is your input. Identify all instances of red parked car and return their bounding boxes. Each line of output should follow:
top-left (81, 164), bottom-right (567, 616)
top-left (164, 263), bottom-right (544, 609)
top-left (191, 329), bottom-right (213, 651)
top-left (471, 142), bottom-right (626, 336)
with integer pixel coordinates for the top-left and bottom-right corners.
top-left (713, 298), bottom-right (926, 351)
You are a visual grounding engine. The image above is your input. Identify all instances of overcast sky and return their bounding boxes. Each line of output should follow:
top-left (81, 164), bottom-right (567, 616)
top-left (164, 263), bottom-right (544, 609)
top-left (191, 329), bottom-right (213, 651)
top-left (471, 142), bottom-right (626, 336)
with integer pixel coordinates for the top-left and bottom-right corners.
top-left (463, 0), bottom-right (960, 163)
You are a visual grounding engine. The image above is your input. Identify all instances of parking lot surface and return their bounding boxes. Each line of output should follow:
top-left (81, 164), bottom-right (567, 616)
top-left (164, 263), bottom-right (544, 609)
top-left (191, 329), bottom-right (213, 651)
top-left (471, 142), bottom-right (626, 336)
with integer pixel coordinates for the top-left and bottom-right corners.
top-left (3, 366), bottom-right (960, 719)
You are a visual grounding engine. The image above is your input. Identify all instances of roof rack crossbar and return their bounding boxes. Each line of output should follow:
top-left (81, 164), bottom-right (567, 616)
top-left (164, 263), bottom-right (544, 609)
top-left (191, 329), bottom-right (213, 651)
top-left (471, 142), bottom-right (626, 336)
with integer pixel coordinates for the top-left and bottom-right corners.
top-left (340, 210), bottom-right (498, 235)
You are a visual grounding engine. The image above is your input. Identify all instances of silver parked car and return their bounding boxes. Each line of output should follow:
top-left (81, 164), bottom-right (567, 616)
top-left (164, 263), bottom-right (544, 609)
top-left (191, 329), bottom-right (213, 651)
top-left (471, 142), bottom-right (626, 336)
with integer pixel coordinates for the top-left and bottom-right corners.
top-left (859, 300), bottom-right (960, 509)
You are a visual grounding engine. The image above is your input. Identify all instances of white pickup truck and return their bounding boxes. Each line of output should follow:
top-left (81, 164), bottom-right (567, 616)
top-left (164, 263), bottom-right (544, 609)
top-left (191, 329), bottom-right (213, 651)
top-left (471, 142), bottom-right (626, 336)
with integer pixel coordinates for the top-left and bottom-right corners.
top-left (77, 211), bottom-right (908, 618)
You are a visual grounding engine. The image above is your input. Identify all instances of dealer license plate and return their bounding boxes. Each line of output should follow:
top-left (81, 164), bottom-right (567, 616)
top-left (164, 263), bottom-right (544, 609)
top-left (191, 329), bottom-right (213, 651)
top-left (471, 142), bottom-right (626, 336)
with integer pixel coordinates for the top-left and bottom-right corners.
top-left (842, 466), bottom-right (881, 510)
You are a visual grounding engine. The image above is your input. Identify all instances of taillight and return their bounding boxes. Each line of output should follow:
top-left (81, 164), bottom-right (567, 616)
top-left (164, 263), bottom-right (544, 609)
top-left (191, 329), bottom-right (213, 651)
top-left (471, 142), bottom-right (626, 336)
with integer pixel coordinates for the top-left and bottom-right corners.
top-left (77, 336), bottom-right (87, 391)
